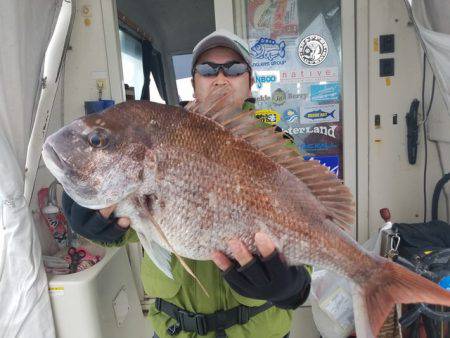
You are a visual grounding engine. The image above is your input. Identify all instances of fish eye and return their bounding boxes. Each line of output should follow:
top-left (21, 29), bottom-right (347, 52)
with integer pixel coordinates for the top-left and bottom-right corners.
top-left (87, 129), bottom-right (109, 149)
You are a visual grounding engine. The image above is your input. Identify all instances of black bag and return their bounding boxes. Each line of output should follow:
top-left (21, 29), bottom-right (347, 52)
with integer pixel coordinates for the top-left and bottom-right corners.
top-left (392, 220), bottom-right (450, 260)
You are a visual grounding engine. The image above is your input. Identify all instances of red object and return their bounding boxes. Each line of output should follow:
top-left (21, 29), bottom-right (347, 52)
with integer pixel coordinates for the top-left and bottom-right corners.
top-left (37, 187), bottom-right (69, 247)
top-left (380, 208), bottom-right (391, 222)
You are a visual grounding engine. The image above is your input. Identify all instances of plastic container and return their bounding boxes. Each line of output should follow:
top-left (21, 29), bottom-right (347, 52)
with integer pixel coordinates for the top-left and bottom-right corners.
top-left (47, 246), bottom-right (150, 338)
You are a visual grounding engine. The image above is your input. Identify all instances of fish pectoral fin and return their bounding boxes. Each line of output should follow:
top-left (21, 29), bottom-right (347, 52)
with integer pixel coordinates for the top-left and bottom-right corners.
top-left (146, 213), bottom-right (210, 298)
top-left (144, 239), bottom-right (173, 280)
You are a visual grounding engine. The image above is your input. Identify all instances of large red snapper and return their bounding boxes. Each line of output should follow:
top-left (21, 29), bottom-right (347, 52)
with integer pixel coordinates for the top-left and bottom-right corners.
top-left (42, 88), bottom-right (450, 337)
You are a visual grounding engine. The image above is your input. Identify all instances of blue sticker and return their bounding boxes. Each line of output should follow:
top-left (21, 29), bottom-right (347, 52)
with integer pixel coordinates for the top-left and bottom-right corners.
top-left (251, 38), bottom-right (286, 61)
top-left (255, 73), bottom-right (278, 89)
top-left (300, 103), bottom-right (340, 124)
top-left (304, 109), bottom-right (336, 120)
top-left (304, 155), bottom-right (340, 176)
top-left (282, 108), bottom-right (299, 123)
top-left (301, 143), bottom-right (338, 153)
top-left (439, 276), bottom-right (450, 290)
top-left (310, 83), bottom-right (340, 102)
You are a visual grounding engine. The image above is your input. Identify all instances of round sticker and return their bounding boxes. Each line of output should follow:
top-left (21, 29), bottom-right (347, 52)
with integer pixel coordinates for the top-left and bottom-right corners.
top-left (272, 88), bottom-right (286, 105)
top-left (297, 35), bottom-right (328, 66)
top-left (282, 109), bottom-right (299, 123)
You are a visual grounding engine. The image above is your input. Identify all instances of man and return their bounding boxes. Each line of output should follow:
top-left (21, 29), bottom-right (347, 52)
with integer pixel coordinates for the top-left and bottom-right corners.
top-left (62, 29), bottom-right (311, 338)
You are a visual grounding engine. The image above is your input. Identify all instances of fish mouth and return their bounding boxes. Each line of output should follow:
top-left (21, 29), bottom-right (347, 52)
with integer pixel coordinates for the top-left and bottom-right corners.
top-left (43, 143), bottom-right (68, 170)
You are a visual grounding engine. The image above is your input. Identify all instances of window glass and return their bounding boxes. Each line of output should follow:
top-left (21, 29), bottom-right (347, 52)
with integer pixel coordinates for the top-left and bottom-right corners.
top-left (172, 54), bottom-right (194, 102)
top-left (244, 0), bottom-right (342, 178)
top-left (119, 29), bottom-right (165, 103)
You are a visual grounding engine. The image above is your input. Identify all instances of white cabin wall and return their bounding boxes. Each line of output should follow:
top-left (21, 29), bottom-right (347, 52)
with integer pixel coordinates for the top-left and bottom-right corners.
top-left (359, 0), bottom-right (448, 239)
top-left (32, 0), bottom-right (124, 211)
top-left (63, 0), bottom-right (124, 123)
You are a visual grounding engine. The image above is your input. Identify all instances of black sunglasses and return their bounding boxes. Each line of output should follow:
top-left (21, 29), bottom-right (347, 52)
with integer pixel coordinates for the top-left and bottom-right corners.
top-left (193, 61), bottom-right (250, 77)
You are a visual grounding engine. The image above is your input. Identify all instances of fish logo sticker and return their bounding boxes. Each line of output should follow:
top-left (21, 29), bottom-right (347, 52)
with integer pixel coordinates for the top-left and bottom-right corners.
top-left (251, 37), bottom-right (286, 61)
top-left (300, 103), bottom-right (339, 124)
top-left (310, 83), bottom-right (340, 102)
top-left (272, 88), bottom-right (286, 105)
top-left (255, 109), bottom-right (280, 125)
top-left (298, 35), bottom-right (328, 66)
top-left (305, 110), bottom-right (335, 120)
top-left (282, 109), bottom-right (299, 123)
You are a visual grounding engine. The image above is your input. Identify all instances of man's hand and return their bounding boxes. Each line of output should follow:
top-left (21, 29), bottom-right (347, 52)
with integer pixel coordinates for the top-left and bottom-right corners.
top-left (99, 204), bottom-right (131, 228)
top-left (62, 191), bottom-right (132, 244)
top-left (211, 232), bottom-right (311, 310)
top-left (211, 232), bottom-right (276, 270)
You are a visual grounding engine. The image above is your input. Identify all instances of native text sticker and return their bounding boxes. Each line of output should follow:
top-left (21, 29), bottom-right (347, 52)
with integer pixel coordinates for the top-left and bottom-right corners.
top-left (280, 67), bottom-right (338, 83)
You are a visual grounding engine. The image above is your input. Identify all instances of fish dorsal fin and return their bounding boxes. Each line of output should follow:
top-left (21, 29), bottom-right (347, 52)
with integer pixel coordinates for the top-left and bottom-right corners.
top-left (186, 88), bottom-right (355, 231)
top-left (243, 122), bottom-right (355, 231)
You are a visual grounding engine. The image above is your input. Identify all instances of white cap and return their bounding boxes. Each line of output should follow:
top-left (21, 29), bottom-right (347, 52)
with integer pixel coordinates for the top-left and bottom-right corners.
top-left (191, 29), bottom-right (252, 72)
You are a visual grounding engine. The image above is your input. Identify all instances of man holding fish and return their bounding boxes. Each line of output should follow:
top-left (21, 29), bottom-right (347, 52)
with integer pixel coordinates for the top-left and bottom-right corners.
top-left (61, 30), bottom-right (311, 338)
top-left (44, 26), bottom-right (450, 338)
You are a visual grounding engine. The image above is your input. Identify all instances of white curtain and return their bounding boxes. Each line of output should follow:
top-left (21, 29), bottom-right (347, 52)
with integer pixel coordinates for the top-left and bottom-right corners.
top-left (410, 0), bottom-right (450, 113)
top-left (0, 1), bottom-right (61, 337)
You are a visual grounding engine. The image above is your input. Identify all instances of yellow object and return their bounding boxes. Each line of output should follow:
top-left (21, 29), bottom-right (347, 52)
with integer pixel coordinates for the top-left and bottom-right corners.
top-left (385, 77), bottom-right (391, 86)
top-left (373, 38), bottom-right (379, 52)
top-left (96, 79), bottom-right (106, 91)
top-left (254, 109), bottom-right (280, 125)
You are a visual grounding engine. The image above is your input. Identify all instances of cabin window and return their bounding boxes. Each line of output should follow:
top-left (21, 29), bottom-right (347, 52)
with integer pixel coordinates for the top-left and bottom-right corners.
top-left (172, 53), bottom-right (194, 102)
top-left (119, 28), bottom-right (165, 103)
top-left (237, 0), bottom-right (343, 178)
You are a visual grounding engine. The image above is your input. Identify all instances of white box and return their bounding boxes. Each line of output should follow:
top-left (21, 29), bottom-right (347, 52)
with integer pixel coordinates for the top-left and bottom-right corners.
top-left (47, 247), bottom-right (151, 338)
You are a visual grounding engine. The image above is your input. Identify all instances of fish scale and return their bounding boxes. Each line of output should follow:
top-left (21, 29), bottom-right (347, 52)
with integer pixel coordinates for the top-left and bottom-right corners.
top-left (138, 151), bottom-right (323, 266)
top-left (42, 99), bottom-right (450, 338)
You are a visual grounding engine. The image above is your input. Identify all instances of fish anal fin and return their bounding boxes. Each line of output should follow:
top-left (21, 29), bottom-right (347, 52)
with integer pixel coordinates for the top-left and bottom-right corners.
top-left (359, 259), bottom-right (450, 336)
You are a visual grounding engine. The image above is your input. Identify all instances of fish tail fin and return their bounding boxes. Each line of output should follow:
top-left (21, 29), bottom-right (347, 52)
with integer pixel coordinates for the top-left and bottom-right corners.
top-left (357, 259), bottom-right (450, 337)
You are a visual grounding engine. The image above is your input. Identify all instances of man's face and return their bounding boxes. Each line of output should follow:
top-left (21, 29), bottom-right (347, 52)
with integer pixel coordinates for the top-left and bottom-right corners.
top-left (193, 47), bottom-right (253, 110)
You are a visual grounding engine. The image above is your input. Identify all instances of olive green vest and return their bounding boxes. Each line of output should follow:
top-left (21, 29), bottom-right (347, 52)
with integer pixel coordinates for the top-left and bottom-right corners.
top-left (108, 228), bottom-right (293, 338)
top-left (142, 253), bottom-right (293, 338)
